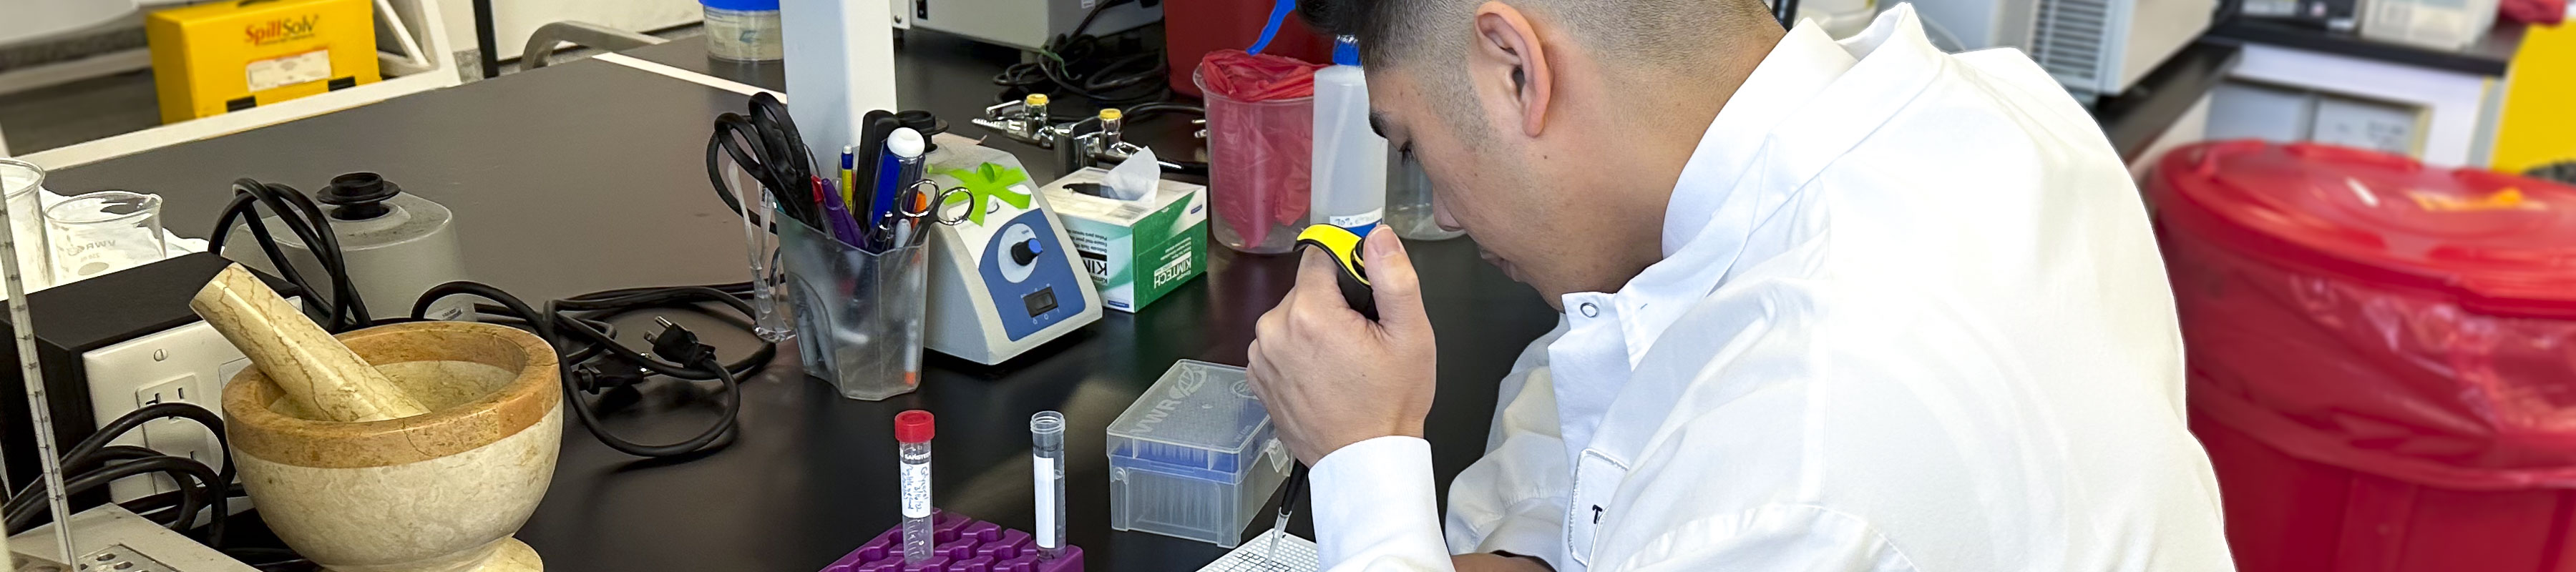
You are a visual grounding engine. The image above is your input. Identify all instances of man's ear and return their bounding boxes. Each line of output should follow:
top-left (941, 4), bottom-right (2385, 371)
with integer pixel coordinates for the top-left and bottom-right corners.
top-left (1471, 1), bottom-right (1551, 137)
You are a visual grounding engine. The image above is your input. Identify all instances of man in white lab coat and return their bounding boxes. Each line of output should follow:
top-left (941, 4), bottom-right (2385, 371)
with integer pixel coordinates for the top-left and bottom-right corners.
top-left (1244, 1), bottom-right (2236, 571)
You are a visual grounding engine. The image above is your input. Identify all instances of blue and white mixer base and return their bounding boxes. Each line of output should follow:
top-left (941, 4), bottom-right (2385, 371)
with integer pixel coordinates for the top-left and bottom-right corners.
top-left (922, 151), bottom-right (1102, 365)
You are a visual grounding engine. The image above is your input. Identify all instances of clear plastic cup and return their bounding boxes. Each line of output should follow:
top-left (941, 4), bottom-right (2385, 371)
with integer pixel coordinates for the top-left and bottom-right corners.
top-left (1196, 71), bottom-right (1312, 255)
top-left (44, 190), bottom-right (164, 282)
top-left (777, 216), bottom-right (927, 400)
top-left (0, 159), bottom-right (52, 289)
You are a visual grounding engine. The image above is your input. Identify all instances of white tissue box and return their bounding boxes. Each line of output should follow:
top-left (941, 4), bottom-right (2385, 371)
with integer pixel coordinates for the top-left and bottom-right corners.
top-left (1035, 167), bottom-right (1207, 312)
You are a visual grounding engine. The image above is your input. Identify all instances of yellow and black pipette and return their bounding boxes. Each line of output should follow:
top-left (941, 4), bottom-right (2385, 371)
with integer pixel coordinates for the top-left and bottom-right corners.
top-left (1266, 224), bottom-right (1380, 563)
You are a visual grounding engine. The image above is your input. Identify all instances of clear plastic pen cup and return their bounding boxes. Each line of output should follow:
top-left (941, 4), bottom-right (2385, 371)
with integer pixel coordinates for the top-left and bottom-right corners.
top-left (0, 159), bottom-right (52, 290)
top-left (44, 190), bottom-right (165, 282)
top-left (777, 216), bottom-right (928, 400)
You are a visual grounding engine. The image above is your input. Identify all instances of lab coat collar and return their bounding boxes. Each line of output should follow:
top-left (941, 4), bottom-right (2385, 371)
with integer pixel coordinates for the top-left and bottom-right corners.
top-left (1659, 23), bottom-right (1858, 257)
top-left (1589, 4), bottom-right (1953, 463)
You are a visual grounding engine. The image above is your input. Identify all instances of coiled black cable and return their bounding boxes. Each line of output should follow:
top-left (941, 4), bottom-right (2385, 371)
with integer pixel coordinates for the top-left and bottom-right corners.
top-left (993, 0), bottom-right (1172, 108)
top-left (4, 403), bottom-right (232, 546)
top-left (414, 281), bottom-right (751, 458)
top-left (206, 178), bottom-right (373, 332)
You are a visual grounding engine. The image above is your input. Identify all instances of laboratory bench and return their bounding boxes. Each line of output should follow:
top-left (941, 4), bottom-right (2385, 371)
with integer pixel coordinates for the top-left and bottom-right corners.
top-left (40, 30), bottom-right (1559, 572)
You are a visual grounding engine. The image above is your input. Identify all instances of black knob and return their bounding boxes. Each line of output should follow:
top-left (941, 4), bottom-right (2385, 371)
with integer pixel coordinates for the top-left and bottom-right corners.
top-left (319, 172), bottom-right (401, 220)
top-left (1010, 239), bottom-right (1043, 265)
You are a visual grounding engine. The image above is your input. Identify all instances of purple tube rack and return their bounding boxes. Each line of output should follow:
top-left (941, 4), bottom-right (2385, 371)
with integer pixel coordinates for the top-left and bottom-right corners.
top-left (821, 511), bottom-right (1084, 572)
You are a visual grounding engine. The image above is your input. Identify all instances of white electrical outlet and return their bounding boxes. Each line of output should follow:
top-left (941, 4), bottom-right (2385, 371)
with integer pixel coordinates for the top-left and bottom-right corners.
top-left (84, 322), bottom-right (248, 502)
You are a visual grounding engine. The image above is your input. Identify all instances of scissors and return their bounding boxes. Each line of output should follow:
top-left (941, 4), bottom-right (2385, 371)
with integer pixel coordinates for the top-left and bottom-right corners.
top-left (869, 180), bottom-right (972, 250)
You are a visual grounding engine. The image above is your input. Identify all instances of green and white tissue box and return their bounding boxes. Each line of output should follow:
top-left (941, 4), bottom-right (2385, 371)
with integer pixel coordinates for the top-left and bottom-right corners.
top-left (1036, 167), bottom-right (1207, 312)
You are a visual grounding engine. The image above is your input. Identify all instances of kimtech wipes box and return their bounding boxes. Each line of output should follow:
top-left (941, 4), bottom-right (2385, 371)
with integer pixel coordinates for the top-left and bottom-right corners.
top-left (1036, 167), bottom-right (1208, 312)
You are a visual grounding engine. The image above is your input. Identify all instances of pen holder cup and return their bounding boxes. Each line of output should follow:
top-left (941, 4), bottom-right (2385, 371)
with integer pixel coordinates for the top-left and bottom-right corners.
top-left (779, 217), bottom-right (929, 401)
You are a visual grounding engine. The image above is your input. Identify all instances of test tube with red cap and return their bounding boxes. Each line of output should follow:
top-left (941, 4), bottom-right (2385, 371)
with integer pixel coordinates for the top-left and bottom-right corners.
top-left (894, 410), bottom-right (936, 564)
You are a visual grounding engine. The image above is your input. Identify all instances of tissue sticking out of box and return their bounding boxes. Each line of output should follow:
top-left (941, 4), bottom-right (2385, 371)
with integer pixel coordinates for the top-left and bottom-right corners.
top-left (1103, 149), bottom-right (1159, 202)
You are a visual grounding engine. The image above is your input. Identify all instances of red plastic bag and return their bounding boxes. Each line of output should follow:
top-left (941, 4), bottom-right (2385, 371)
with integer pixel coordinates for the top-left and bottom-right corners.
top-left (2153, 141), bottom-right (2576, 490)
top-left (1198, 49), bottom-right (1323, 248)
top-left (1196, 49), bottom-right (1324, 101)
top-left (2504, 0), bottom-right (2566, 24)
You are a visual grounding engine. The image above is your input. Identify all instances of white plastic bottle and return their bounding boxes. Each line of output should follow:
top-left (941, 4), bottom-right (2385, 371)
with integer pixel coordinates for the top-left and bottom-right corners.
top-left (1311, 36), bottom-right (1387, 233)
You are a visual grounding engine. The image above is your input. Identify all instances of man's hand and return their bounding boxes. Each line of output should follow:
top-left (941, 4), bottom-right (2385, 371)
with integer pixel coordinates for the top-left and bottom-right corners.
top-left (1247, 227), bottom-right (1437, 465)
top-left (1453, 553), bottom-right (1556, 572)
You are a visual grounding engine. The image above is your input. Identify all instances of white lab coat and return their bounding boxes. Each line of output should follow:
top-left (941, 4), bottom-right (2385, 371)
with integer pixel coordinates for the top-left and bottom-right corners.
top-left (1307, 6), bottom-right (2235, 571)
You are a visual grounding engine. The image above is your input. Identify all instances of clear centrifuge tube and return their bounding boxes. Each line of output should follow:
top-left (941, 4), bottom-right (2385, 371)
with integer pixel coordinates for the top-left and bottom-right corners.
top-left (1030, 411), bottom-right (1068, 561)
top-left (894, 410), bottom-right (937, 564)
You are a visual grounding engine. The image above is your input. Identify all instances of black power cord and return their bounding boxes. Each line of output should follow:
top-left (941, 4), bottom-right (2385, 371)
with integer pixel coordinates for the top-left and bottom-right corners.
top-left (207, 178), bottom-right (374, 332)
top-left (994, 0), bottom-right (1172, 109)
top-left (413, 281), bottom-right (757, 458)
top-left (3, 403), bottom-right (233, 546)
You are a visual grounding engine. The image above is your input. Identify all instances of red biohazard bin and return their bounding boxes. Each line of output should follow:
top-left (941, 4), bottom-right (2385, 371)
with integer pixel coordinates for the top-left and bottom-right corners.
top-left (2150, 140), bottom-right (2576, 572)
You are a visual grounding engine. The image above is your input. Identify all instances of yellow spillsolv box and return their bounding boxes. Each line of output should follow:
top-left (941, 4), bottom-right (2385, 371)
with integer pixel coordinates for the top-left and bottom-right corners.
top-left (147, 0), bottom-right (380, 124)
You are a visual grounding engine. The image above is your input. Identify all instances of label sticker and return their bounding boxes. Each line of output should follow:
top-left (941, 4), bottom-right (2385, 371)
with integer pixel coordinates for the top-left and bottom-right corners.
top-left (245, 50), bottom-right (331, 92)
top-left (1326, 209), bottom-right (1385, 230)
top-left (900, 463), bottom-right (932, 518)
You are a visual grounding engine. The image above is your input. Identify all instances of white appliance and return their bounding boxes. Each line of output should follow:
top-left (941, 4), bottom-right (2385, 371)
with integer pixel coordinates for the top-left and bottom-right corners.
top-left (1908, 0), bottom-right (2041, 50)
top-left (2029, 0), bottom-right (2217, 100)
top-left (919, 135), bottom-right (1102, 365)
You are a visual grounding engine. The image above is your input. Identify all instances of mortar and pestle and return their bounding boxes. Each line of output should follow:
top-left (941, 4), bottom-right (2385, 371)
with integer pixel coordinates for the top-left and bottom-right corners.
top-left (200, 265), bottom-right (560, 572)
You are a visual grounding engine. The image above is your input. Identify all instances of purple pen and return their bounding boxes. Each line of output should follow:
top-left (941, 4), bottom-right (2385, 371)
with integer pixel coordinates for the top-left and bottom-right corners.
top-left (815, 177), bottom-right (867, 247)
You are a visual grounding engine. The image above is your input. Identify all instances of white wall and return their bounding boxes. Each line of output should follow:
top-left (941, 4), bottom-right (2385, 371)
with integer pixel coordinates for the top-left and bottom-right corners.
top-left (426, 0), bottom-right (701, 61)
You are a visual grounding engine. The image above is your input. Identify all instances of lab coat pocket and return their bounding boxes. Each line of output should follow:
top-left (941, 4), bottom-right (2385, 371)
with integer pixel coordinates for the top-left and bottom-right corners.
top-left (1566, 448), bottom-right (1631, 570)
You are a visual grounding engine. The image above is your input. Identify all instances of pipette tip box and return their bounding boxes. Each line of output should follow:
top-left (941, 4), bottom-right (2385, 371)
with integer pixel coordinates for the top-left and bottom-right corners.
top-left (823, 511), bottom-right (1082, 572)
top-left (1106, 360), bottom-right (1293, 548)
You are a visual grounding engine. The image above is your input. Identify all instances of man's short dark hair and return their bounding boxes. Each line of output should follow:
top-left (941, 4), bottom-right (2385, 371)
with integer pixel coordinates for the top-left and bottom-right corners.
top-left (1299, 0), bottom-right (1777, 70)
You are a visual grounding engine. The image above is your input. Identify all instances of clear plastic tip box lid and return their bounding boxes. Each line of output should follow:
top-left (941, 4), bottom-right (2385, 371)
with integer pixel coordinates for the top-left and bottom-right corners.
top-left (1107, 360), bottom-right (1292, 546)
top-left (1106, 360), bottom-right (1287, 478)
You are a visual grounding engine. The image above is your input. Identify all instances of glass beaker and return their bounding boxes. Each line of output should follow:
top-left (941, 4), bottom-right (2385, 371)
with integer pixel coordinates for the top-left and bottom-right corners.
top-left (0, 159), bottom-right (53, 290)
top-left (1385, 148), bottom-right (1463, 240)
top-left (46, 191), bottom-right (166, 282)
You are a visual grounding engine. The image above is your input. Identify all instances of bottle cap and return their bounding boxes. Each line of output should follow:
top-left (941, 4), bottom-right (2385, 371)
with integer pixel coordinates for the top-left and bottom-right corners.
top-left (1334, 35), bottom-right (1360, 66)
top-left (1025, 94), bottom-right (1050, 107)
top-left (895, 410), bottom-right (936, 443)
top-left (1098, 108), bottom-right (1123, 122)
top-left (887, 128), bottom-right (924, 158)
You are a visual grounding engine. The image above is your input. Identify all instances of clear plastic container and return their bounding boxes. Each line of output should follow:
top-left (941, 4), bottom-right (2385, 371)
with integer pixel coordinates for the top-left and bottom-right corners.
top-left (1197, 72), bottom-right (1312, 255)
top-left (1385, 148), bottom-right (1462, 241)
top-left (1309, 37), bottom-right (1385, 232)
top-left (779, 215), bottom-right (928, 400)
top-left (2360, 0), bottom-right (2500, 51)
top-left (1106, 360), bottom-right (1292, 547)
top-left (703, 0), bottom-right (784, 61)
top-left (1030, 411), bottom-right (1068, 561)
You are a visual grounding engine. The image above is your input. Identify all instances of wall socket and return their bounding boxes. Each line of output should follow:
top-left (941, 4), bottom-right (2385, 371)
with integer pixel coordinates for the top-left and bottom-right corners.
top-left (82, 322), bottom-right (253, 502)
